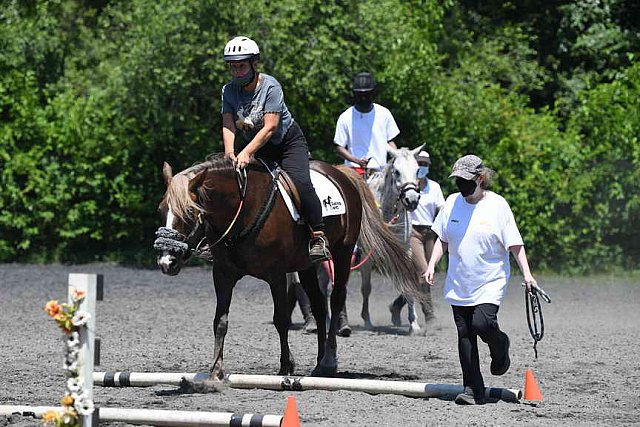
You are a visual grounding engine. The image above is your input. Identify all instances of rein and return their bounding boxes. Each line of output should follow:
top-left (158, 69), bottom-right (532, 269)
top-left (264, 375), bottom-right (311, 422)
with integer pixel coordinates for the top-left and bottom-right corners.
top-left (524, 281), bottom-right (552, 359)
top-left (207, 168), bottom-right (248, 248)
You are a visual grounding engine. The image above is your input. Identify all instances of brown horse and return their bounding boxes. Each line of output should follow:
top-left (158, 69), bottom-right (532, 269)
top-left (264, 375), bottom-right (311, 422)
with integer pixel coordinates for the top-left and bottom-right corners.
top-left (155, 154), bottom-right (421, 389)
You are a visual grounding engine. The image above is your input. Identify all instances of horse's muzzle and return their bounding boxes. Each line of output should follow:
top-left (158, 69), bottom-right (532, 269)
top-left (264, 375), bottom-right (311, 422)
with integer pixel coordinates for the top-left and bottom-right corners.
top-left (402, 190), bottom-right (420, 212)
top-left (157, 253), bottom-right (182, 276)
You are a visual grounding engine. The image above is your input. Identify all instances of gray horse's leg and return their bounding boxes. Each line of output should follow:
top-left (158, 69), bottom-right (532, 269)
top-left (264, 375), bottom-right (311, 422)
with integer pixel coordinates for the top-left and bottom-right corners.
top-left (406, 299), bottom-right (422, 335)
top-left (360, 262), bottom-right (374, 329)
top-left (268, 273), bottom-right (296, 376)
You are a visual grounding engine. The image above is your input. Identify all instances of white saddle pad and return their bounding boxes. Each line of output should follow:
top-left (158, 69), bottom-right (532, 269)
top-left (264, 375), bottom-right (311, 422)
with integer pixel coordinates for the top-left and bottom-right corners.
top-left (278, 169), bottom-right (346, 221)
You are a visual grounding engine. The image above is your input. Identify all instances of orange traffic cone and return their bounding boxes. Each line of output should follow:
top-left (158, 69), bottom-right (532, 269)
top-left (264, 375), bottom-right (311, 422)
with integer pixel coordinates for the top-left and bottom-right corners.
top-left (282, 395), bottom-right (301, 427)
top-left (523, 368), bottom-right (543, 404)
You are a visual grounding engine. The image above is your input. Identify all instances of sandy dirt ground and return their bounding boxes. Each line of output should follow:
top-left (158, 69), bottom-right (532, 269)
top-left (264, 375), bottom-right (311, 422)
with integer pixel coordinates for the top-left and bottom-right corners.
top-left (1, 263), bottom-right (639, 426)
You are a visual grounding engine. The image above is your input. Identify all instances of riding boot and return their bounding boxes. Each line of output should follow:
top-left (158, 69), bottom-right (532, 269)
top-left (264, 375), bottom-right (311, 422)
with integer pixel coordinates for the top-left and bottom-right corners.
top-left (337, 304), bottom-right (352, 337)
top-left (389, 294), bottom-right (406, 326)
top-left (309, 230), bottom-right (331, 263)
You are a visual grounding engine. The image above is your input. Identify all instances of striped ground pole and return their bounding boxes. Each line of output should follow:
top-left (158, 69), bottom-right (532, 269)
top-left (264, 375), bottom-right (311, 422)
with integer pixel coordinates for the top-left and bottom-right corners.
top-left (93, 371), bottom-right (522, 403)
top-left (0, 406), bottom-right (283, 427)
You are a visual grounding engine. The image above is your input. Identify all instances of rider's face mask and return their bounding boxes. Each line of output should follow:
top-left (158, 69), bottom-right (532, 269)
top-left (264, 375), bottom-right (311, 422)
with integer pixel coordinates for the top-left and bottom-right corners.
top-left (455, 177), bottom-right (477, 197)
top-left (417, 166), bottom-right (429, 179)
top-left (230, 61), bottom-right (255, 87)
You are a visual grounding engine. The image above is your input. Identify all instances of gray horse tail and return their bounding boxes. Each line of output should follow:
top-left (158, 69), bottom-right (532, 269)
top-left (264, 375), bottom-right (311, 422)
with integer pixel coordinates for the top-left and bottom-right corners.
top-left (336, 166), bottom-right (425, 303)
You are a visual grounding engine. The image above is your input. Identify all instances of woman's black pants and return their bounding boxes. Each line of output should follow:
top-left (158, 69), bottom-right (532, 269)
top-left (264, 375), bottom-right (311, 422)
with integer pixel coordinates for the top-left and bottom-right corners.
top-left (451, 303), bottom-right (507, 391)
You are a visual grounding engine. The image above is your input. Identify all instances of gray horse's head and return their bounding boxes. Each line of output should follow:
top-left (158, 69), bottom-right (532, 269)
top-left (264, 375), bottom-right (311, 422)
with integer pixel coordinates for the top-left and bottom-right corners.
top-left (387, 144), bottom-right (424, 211)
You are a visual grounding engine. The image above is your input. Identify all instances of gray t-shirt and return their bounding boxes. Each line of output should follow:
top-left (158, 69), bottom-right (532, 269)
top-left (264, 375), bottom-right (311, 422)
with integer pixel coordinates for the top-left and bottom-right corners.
top-left (221, 73), bottom-right (294, 146)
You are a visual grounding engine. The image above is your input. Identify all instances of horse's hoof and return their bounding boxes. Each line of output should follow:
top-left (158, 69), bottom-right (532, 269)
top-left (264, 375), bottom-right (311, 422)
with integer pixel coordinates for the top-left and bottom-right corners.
top-left (338, 324), bottom-right (352, 337)
top-left (311, 364), bottom-right (337, 377)
top-left (408, 322), bottom-right (422, 336)
top-left (179, 377), bottom-right (225, 394)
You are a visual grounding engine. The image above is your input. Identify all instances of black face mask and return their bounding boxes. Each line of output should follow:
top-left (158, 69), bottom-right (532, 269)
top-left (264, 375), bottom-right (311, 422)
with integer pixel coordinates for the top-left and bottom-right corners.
top-left (455, 177), bottom-right (477, 197)
top-left (353, 92), bottom-right (374, 112)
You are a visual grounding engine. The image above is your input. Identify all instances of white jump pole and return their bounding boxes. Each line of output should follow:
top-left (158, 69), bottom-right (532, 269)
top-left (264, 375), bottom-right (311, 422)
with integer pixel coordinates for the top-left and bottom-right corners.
top-left (68, 273), bottom-right (101, 427)
top-left (94, 371), bottom-right (522, 403)
top-left (0, 406), bottom-right (282, 427)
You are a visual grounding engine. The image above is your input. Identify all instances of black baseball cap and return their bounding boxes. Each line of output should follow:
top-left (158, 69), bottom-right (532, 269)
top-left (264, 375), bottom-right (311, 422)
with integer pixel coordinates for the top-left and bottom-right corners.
top-left (352, 72), bottom-right (376, 92)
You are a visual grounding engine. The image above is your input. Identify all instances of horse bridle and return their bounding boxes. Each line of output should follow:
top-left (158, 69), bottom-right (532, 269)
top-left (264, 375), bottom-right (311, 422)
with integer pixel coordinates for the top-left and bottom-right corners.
top-left (153, 168), bottom-right (248, 259)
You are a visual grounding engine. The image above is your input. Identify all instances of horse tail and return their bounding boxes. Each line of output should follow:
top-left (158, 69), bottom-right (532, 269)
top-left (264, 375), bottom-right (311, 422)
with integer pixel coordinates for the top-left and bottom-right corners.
top-left (336, 165), bottom-right (424, 302)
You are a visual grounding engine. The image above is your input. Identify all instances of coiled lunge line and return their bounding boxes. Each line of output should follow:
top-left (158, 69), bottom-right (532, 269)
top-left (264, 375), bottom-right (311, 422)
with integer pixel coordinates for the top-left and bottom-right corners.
top-left (523, 281), bottom-right (552, 359)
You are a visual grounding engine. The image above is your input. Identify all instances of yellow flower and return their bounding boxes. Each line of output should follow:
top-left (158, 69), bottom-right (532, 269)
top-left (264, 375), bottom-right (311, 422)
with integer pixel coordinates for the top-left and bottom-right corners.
top-left (45, 300), bottom-right (61, 317)
top-left (42, 409), bottom-right (59, 423)
top-left (60, 394), bottom-right (74, 406)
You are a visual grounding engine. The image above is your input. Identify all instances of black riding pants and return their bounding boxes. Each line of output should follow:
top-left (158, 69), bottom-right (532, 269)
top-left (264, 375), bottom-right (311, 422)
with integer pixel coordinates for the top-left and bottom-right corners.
top-left (254, 122), bottom-right (324, 232)
top-left (451, 304), bottom-right (507, 391)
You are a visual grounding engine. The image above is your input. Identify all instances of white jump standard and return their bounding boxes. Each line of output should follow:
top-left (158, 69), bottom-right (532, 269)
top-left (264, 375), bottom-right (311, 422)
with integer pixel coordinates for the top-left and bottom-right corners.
top-left (94, 371), bottom-right (522, 403)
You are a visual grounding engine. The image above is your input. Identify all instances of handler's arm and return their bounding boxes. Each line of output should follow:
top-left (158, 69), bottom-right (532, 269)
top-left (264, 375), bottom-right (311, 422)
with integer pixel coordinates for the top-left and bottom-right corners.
top-left (509, 245), bottom-right (536, 286)
top-left (335, 145), bottom-right (366, 165)
top-left (222, 112), bottom-right (237, 160)
top-left (426, 238), bottom-right (447, 286)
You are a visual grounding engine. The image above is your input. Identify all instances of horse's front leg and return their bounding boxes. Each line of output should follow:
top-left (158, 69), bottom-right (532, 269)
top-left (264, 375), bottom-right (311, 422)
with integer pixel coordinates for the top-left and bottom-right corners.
top-left (210, 267), bottom-right (239, 381)
top-left (182, 266), bottom-right (238, 393)
top-left (269, 273), bottom-right (296, 375)
top-left (360, 262), bottom-right (374, 329)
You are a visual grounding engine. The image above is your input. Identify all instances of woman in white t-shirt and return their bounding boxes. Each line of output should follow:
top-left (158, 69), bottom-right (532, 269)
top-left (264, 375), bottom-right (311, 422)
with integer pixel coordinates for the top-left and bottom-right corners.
top-left (426, 154), bottom-right (536, 405)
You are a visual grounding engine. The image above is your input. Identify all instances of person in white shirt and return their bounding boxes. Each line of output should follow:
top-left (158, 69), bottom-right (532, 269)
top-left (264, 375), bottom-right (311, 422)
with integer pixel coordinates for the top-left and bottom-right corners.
top-left (426, 154), bottom-right (537, 405)
top-left (389, 151), bottom-right (445, 333)
top-left (329, 72), bottom-right (400, 336)
top-left (334, 72), bottom-right (399, 175)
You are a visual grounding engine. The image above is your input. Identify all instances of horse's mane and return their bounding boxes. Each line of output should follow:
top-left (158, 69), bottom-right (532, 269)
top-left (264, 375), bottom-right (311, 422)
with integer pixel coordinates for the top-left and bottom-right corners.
top-left (165, 153), bottom-right (235, 221)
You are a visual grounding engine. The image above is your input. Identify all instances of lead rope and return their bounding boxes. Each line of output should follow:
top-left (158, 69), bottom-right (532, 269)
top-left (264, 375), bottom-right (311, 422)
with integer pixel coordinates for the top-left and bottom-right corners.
top-left (524, 281), bottom-right (552, 359)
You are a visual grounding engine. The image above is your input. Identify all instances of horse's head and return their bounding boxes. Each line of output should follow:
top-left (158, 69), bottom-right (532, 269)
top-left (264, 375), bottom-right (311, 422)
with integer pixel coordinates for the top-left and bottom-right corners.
top-left (155, 162), bottom-right (207, 276)
top-left (387, 144), bottom-right (424, 211)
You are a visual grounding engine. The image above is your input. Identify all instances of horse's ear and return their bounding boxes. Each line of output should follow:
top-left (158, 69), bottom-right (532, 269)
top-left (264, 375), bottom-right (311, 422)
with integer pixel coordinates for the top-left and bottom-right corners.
top-left (162, 162), bottom-right (173, 186)
top-left (410, 144), bottom-right (425, 159)
top-left (388, 145), bottom-right (399, 158)
top-left (188, 171), bottom-right (206, 194)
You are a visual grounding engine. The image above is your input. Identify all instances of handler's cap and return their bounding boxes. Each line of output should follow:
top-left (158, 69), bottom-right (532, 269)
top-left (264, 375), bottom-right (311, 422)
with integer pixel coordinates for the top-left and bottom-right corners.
top-left (352, 72), bottom-right (376, 92)
top-left (417, 151), bottom-right (431, 165)
top-left (449, 154), bottom-right (483, 180)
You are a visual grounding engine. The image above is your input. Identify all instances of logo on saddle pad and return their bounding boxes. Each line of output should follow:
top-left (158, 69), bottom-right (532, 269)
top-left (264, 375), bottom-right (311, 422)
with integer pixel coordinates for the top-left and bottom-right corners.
top-left (322, 195), bottom-right (343, 214)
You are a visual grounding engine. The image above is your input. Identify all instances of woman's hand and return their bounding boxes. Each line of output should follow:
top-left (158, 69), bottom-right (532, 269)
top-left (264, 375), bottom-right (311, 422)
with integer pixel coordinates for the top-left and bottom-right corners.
top-left (235, 150), bottom-right (252, 169)
top-left (224, 151), bottom-right (236, 162)
top-left (425, 266), bottom-right (436, 286)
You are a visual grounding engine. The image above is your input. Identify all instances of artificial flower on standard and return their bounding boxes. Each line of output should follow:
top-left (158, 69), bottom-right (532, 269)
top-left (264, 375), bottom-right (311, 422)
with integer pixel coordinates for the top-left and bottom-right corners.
top-left (43, 288), bottom-right (94, 427)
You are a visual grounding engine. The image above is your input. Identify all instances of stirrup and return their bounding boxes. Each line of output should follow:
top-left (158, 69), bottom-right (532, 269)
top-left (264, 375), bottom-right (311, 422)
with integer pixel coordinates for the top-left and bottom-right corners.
top-left (309, 232), bottom-right (330, 262)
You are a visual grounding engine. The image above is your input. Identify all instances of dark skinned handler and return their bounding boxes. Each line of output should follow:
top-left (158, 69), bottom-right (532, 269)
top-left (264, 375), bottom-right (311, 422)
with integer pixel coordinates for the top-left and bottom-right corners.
top-left (425, 154), bottom-right (537, 405)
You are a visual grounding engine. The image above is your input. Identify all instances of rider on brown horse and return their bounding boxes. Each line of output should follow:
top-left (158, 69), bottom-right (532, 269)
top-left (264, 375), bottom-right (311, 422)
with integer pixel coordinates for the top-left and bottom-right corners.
top-left (220, 36), bottom-right (329, 262)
